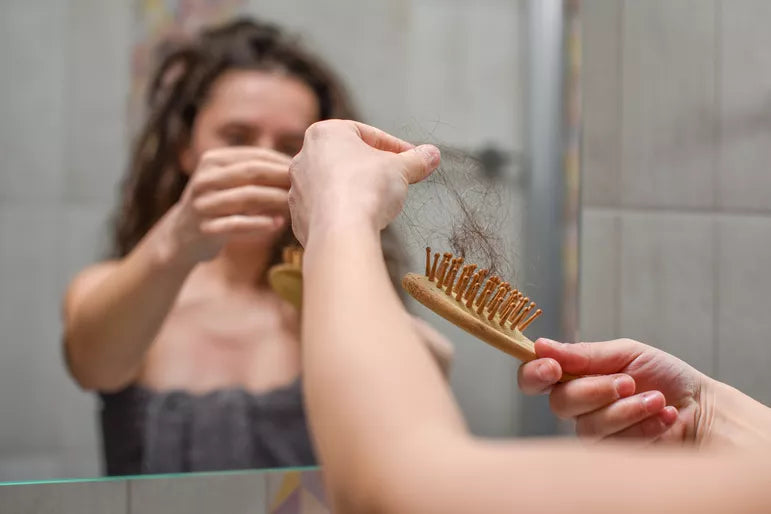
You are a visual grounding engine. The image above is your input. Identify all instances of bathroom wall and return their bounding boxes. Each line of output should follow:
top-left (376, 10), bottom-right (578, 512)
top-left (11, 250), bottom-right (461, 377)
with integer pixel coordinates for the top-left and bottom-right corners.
top-left (0, 0), bottom-right (527, 480)
top-left (0, 468), bottom-right (331, 514)
top-left (580, 0), bottom-right (771, 404)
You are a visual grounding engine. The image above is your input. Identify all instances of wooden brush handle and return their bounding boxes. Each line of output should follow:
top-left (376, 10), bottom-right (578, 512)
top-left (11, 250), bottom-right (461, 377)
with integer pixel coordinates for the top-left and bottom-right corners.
top-left (403, 273), bottom-right (574, 382)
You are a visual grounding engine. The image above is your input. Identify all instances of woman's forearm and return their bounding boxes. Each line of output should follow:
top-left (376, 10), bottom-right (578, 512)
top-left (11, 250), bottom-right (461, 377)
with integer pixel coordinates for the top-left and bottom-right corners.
top-left (701, 377), bottom-right (771, 448)
top-left (64, 221), bottom-right (195, 391)
top-left (301, 217), bottom-right (466, 510)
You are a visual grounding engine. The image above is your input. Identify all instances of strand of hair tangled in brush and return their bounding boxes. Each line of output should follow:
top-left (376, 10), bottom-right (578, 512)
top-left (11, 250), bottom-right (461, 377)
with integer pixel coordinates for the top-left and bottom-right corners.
top-left (399, 144), bottom-right (508, 277)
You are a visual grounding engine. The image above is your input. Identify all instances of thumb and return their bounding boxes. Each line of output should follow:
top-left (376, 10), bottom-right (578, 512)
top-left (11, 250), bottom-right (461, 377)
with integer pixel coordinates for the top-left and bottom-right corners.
top-left (397, 144), bottom-right (441, 184)
top-left (534, 338), bottom-right (643, 376)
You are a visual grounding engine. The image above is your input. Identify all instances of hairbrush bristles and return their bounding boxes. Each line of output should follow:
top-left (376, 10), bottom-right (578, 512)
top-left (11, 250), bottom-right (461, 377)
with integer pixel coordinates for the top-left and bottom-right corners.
top-left (403, 248), bottom-right (571, 380)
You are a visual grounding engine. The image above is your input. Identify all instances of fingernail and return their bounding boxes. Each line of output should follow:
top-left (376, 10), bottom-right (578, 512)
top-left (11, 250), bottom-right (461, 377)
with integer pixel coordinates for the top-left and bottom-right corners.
top-left (661, 406), bottom-right (678, 425)
top-left (537, 338), bottom-right (563, 347)
top-left (416, 145), bottom-right (441, 168)
top-left (536, 361), bottom-right (553, 382)
top-left (613, 375), bottom-right (633, 397)
top-left (641, 391), bottom-right (662, 411)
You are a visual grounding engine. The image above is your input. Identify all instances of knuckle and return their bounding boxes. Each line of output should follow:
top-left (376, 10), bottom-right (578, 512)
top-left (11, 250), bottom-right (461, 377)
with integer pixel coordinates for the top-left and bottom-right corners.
top-left (574, 417), bottom-right (595, 438)
top-left (200, 149), bottom-right (222, 166)
top-left (548, 391), bottom-right (570, 419)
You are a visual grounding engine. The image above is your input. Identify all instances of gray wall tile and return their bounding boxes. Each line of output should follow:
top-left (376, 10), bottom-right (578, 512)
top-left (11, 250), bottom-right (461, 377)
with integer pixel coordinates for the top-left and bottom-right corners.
top-left (621, 0), bottom-right (717, 209)
top-left (0, 481), bottom-right (127, 514)
top-left (0, 204), bottom-right (64, 454)
top-left (716, 215), bottom-right (771, 404)
top-left (0, 1), bottom-right (67, 201)
top-left (579, 209), bottom-right (620, 341)
top-left (717, 0), bottom-right (771, 213)
top-left (129, 472), bottom-right (266, 514)
top-left (581, 0), bottom-right (622, 207)
top-left (619, 212), bottom-right (715, 373)
top-left (63, 1), bottom-right (131, 203)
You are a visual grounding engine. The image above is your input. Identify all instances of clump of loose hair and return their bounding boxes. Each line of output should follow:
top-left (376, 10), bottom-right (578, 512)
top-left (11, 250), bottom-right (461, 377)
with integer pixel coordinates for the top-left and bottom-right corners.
top-left (398, 144), bottom-right (511, 280)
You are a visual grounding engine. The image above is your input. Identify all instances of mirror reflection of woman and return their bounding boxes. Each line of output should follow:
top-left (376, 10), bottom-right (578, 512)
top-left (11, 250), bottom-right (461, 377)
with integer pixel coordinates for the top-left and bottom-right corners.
top-left (62, 18), bottom-right (451, 476)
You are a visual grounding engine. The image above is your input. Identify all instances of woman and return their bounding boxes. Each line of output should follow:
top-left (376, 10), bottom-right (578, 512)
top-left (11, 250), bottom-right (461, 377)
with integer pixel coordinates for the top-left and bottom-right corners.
top-left (62, 19), bottom-right (451, 475)
top-left (288, 119), bottom-right (771, 513)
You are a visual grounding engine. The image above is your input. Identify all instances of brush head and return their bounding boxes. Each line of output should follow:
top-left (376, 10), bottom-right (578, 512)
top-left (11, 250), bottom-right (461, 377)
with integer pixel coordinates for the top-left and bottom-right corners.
top-left (267, 246), bottom-right (303, 310)
top-left (402, 247), bottom-right (545, 364)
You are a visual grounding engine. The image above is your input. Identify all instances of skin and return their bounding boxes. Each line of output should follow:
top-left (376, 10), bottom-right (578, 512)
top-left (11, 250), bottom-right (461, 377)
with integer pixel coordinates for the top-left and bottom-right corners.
top-left (63, 70), bottom-right (452, 395)
top-left (64, 70), bottom-right (321, 394)
top-left (289, 119), bottom-right (771, 514)
top-left (518, 338), bottom-right (771, 447)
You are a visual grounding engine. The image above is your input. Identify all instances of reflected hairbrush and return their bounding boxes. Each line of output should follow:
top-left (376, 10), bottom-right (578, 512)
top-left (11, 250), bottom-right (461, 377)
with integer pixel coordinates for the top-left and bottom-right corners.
top-left (267, 246), bottom-right (303, 309)
top-left (402, 248), bottom-right (572, 380)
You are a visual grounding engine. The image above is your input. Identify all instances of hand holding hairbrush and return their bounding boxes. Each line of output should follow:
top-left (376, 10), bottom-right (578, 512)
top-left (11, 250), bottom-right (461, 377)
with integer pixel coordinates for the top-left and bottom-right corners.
top-left (402, 248), bottom-right (574, 382)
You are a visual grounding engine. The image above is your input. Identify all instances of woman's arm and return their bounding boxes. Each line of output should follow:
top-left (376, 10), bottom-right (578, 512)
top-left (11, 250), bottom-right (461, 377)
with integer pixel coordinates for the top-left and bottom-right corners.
top-left (64, 147), bottom-right (293, 391)
top-left (302, 219), bottom-right (770, 514)
top-left (294, 120), bottom-right (771, 514)
top-left (63, 215), bottom-right (196, 391)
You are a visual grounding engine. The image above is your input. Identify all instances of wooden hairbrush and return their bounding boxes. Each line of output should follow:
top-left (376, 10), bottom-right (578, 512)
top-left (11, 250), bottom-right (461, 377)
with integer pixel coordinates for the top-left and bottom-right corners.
top-left (403, 247), bottom-right (571, 380)
top-left (267, 246), bottom-right (303, 309)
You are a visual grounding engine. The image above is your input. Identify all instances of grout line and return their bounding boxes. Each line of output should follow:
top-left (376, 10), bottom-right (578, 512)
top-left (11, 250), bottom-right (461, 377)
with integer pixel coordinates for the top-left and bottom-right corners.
top-left (712, 216), bottom-right (721, 379)
top-left (616, 0), bottom-right (625, 209)
top-left (613, 213), bottom-right (622, 339)
top-left (583, 205), bottom-right (771, 220)
top-left (712, 0), bottom-right (722, 380)
top-left (713, 0), bottom-right (722, 212)
top-left (126, 480), bottom-right (132, 514)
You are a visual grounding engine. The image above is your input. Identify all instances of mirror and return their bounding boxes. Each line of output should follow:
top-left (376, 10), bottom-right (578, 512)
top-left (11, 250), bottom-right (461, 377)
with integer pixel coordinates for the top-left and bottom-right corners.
top-left (0, 0), bottom-right (579, 482)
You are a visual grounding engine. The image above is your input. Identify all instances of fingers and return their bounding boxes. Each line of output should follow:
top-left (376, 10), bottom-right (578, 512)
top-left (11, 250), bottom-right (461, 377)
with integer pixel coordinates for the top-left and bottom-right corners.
top-left (549, 374), bottom-right (635, 419)
top-left (575, 390), bottom-right (667, 440)
top-left (193, 186), bottom-right (289, 217)
top-left (200, 147), bottom-right (292, 167)
top-left (193, 161), bottom-right (291, 194)
top-left (607, 406), bottom-right (679, 443)
top-left (518, 358), bottom-right (562, 395)
top-left (534, 338), bottom-right (644, 376)
top-left (200, 215), bottom-right (284, 235)
top-left (397, 145), bottom-right (441, 184)
top-left (351, 121), bottom-right (415, 153)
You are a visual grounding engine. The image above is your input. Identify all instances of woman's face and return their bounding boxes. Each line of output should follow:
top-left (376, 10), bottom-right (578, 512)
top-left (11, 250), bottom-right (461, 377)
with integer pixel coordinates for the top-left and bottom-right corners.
top-left (181, 69), bottom-right (320, 173)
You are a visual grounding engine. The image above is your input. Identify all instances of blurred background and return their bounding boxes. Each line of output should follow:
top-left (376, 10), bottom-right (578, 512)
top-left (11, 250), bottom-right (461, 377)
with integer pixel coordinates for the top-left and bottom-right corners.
top-left (0, 0), bottom-right (769, 486)
top-left (0, 0), bottom-right (542, 481)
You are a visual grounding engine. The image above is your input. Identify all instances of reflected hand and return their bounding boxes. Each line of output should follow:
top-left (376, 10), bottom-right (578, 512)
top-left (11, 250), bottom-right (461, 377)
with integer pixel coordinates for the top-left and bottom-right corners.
top-left (163, 147), bottom-right (292, 264)
top-left (518, 338), bottom-right (708, 445)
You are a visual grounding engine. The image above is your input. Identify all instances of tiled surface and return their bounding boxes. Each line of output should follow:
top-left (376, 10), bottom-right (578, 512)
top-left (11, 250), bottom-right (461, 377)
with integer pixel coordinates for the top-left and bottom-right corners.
top-left (0, 481), bottom-right (127, 514)
top-left (0, 0), bottom-right (67, 201)
top-left (619, 212), bottom-right (716, 373)
top-left (0, 204), bottom-right (65, 454)
top-left (579, 210), bottom-right (620, 342)
top-left (129, 473), bottom-right (267, 514)
top-left (0, 468), bottom-right (327, 514)
top-left (620, 0), bottom-right (717, 209)
top-left (266, 469), bottom-right (329, 513)
top-left (580, 0), bottom-right (622, 207)
top-left (716, 216), bottom-right (771, 404)
top-left (404, 0), bottom-right (522, 149)
top-left (717, 0), bottom-right (771, 213)
top-left (63, 0), bottom-right (131, 203)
